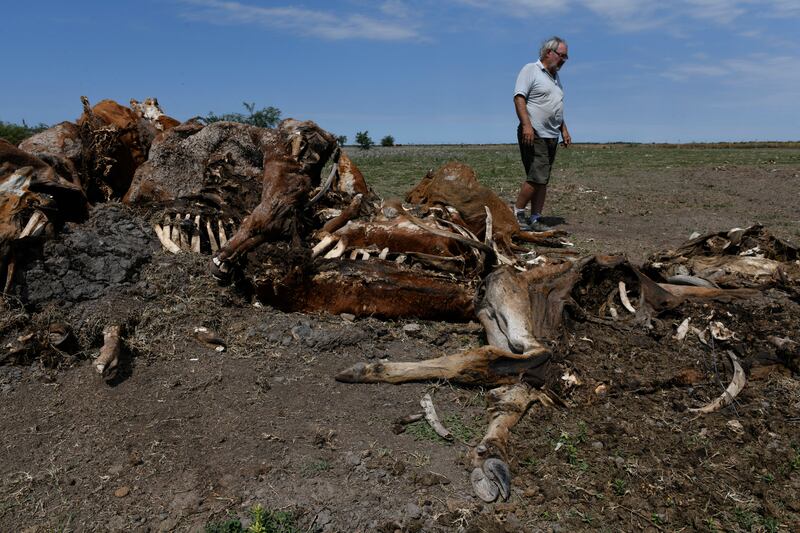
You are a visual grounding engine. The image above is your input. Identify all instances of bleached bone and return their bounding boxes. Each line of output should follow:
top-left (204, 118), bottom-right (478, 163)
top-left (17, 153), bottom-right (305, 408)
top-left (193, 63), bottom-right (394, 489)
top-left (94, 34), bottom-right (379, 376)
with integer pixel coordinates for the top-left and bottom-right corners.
top-left (206, 220), bottom-right (219, 252)
top-left (618, 281), bottom-right (636, 314)
top-left (407, 216), bottom-right (494, 256)
top-left (674, 318), bottom-right (691, 341)
top-left (191, 215), bottom-right (201, 253)
top-left (349, 249), bottom-right (358, 260)
top-left (20, 211), bottom-right (47, 238)
top-left (420, 393), bottom-right (453, 441)
top-left (608, 306), bottom-right (618, 319)
top-left (323, 239), bottom-right (347, 260)
top-left (311, 234), bottom-right (337, 259)
top-left (193, 326), bottom-right (226, 352)
top-left (95, 324), bottom-right (122, 375)
top-left (395, 254), bottom-right (407, 264)
top-left (153, 225), bottom-right (181, 254)
top-left (484, 206), bottom-right (493, 245)
top-left (360, 250), bottom-right (370, 260)
top-left (689, 351), bottom-right (745, 414)
top-left (379, 247), bottom-right (389, 260)
top-left (218, 220), bottom-right (229, 247)
top-left (709, 321), bottom-right (736, 341)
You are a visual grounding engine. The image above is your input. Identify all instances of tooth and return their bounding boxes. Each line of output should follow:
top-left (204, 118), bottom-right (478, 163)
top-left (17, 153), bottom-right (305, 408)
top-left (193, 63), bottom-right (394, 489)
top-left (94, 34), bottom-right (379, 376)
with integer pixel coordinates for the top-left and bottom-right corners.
top-left (192, 215), bottom-right (201, 253)
top-left (206, 220), bottom-right (219, 252)
top-left (218, 220), bottom-right (228, 247)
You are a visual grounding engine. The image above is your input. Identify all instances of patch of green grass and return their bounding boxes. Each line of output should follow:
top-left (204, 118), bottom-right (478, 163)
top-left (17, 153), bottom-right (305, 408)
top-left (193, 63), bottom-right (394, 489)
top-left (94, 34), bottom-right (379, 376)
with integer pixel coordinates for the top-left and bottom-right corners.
top-left (790, 443), bottom-right (800, 471)
top-left (405, 414), bottom-right (481, 444)
top-left (556, 431), bottom-right (588, 470)
top-left (300, 459), bottom-right (331, 476)
top-left (205, 505), bottom-right (299, 533)
top-left (611, 478), bottom-right (627, 496)
top-left (348, 143), bottom-right (800, 200)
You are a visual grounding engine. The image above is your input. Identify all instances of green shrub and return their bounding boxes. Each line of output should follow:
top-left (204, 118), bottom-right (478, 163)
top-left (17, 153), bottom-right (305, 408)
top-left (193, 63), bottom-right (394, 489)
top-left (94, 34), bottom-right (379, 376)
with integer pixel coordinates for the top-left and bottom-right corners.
top-left (380, 135), bottom-right (395, 147)
top-left (0, 120), bottom-right (48, 146)
top-left (203, 102), bottom-right (281, 129)
top-left (336, 135), bottom-right (347, 146)
top-left (355, 131), bottom-right (373, 150)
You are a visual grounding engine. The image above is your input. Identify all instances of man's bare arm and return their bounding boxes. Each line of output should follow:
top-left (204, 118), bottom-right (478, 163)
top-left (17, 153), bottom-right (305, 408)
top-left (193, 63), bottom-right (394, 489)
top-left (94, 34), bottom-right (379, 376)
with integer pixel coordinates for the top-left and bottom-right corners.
top-left (514, 95), bottom-right (535, 145)
top-left (560, 121), bottom-right (571, 147)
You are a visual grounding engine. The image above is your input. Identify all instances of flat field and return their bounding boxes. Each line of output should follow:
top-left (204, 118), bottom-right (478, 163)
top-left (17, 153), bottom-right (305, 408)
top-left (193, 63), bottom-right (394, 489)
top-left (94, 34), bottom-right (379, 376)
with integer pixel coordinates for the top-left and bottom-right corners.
top-left (1, 143), bottom-right (799, 532)
top-left (351, 142), bottom-right (800, 261)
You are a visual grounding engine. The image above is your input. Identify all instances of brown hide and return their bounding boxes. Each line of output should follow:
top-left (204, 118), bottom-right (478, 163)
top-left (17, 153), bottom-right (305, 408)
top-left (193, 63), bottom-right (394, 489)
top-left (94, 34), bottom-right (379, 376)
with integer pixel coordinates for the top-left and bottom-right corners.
top-left (215, 120), bottom-right (337, 265)
top-left (335, 151), bottom-right (369, 195)
top-left (255, 259), bottom-right (475, 321)
top-left (0, 140), bottom-right (88, 244)
top-left (77, 99), bottom-right (152, 199)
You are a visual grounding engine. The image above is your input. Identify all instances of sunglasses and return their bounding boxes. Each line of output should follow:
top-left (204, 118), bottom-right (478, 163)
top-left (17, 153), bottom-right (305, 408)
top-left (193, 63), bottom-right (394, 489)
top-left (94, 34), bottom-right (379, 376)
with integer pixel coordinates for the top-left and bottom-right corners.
top-left (550, 49), bottom-right (569, 60)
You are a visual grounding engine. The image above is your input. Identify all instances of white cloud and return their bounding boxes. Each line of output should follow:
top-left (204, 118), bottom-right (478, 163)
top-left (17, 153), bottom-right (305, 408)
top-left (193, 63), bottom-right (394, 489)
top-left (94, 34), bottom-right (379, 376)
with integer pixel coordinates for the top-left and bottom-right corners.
top-left (178, 0), bottom-right (422, 41)
top-left (662, 53), bottom-right (800, 86)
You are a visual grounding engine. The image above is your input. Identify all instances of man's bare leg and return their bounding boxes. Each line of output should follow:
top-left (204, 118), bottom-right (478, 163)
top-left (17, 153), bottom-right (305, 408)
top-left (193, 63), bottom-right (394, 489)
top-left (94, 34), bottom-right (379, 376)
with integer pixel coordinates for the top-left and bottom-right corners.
top-left (530, 184), bottom-right (547, 218)
top-left (514, 182), bottom-right (535, 210)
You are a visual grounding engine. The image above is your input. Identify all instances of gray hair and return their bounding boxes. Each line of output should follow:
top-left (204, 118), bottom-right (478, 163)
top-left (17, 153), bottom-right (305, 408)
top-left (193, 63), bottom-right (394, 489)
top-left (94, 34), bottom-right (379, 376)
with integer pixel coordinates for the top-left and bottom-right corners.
top-left (539, 36), bottom-right (566, 60)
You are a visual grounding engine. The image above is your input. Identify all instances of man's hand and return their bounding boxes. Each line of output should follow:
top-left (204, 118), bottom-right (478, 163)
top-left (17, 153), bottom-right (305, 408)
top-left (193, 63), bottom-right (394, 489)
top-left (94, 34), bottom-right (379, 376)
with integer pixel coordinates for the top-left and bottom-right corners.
top-left (561, 129), bottom-right (572, 148)
top-left (521, 124), bottom-right (536, 145)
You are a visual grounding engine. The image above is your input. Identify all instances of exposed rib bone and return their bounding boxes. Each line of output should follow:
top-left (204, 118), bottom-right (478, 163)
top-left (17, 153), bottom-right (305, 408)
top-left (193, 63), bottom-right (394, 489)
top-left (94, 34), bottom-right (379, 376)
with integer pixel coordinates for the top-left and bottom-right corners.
top-left (665, 274), bottom-right (718, 288)
top-left (484, 206), bottom-right (494, 245)
top-left (689, 351), bottom-right (745, 414)
top-left (20, 211), bottom-right (46, 237)
top-left (420, 393), bottom-right (453, 441)
top-left (206, 220), bottom-right (219, 252)
top-left (218, 220), bottom-right (228, 247)
top-left (360, 250), bottom-right (370, 260)
top-left (191, 215), bottom-right (201, 253)
top-left (379, 247), bottom-right (389, 260)
top-left (618, 281), bottom-right (636, 314)
top-left (153, 225), bottom-right (181, 254)
top-left (95, 324), bottom-right (122, 376)
top-left (395, 254), bottom-right (407, 264)
top-left (349, 249), bottom-right (359, 260)
top-left (311, 234), bottom-right (337, 259)
top-left (324, 239), bottom-right (347, 259)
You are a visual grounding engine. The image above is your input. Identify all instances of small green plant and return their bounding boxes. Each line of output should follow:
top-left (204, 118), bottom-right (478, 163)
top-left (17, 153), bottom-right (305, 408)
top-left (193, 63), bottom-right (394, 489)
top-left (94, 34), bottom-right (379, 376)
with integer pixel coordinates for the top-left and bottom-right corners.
top-left (651, 513), bottom-right (664, 525)
top-left (301, 459), bottom-right (331, 476)
top-left (762, 472), bottom-right (775, 484)
top-left (380, 135), bottom-right (395, 147)
top-left (762, 515), bottom-right (779, 533)
top-left (611, 478), bottom-right (626, 496)
top-left (205, 505), bottom-right (299, 533)
top-left (556, 431), bottom-right (587, 470)
top-left (790, 443), bottom-right (800, 471)
top-left (404, 414), bottom-right (480, 443)
top-left (355, 130), bottom-right (374, 150)
top-left (520, 456), bottom-right (537, 470)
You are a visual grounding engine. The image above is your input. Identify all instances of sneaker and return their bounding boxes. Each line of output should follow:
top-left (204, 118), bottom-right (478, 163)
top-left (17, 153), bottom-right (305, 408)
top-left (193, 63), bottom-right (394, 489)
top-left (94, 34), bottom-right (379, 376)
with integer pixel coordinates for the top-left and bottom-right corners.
top-left (528, 219), bottom-right (552, 232)
top-left (515, 211), bottom-right (531, 230)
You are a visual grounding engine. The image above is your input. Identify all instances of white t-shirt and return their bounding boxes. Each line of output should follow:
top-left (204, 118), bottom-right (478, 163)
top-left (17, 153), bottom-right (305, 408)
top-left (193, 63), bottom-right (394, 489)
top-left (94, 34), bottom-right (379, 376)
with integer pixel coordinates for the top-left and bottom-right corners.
top-left (514, 60), bottom-right (564, 139)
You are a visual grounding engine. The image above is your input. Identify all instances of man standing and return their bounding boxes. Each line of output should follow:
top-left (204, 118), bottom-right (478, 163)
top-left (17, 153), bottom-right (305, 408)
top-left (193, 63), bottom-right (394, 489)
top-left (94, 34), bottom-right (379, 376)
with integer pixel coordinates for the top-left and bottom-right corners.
top-left (513, 36), bottom-right (571, 232)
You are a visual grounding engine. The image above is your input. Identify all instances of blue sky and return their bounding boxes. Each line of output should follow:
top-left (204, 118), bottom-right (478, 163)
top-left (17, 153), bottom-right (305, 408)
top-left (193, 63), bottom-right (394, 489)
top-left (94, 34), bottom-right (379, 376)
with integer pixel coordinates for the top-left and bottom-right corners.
top-left (4, 0), bottom-right (799, 143)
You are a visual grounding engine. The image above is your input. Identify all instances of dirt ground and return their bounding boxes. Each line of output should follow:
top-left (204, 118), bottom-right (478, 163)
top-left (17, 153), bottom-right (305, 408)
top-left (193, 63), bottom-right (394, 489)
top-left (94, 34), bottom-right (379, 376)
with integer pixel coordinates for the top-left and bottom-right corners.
top-left (1, 162), bottom-right (799, 532)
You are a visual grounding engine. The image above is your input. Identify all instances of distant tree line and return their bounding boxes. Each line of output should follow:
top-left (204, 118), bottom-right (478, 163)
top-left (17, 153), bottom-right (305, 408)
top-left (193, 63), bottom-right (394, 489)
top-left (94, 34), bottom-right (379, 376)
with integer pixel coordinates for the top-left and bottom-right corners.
top-left (0, 120), bottom-right (48, 146)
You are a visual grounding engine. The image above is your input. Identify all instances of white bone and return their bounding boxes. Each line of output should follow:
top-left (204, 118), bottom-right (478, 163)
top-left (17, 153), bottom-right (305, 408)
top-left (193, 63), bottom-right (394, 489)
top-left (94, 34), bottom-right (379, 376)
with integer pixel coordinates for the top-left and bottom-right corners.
top-left (311, 235), bottom-right (337, 259)
top-left (349, 249), bottom-right (359, 260)
top-left (689, 351), bottom-right (746, 414)
top-left (618, 281), bottom-right (636, 314)
top-left (379, 247), bottom-right (389, 260)
top-left (154, 225), bottom-right (181, 254)
top-left (674, 318), bottom-right (691, 341)
top-left (20, 211), bottom-right (46, 238)
top-left (191, 215), bottom-right (201, 253)
top-left (484, 206), bottom-right (493, 245)
top-left (324, 239), bottom-right (346, 259)
top-left (206, 220), bottom-right (219, 252)
top-left (217, 220), bottom-right (228, 247)
top-left (420, 393), bottom-right (452, 440)
top-left (395, 254), bottom-right (407, 264)
top-left (170, 214), bottom-right (180, 243)
top-left (360, 250), bottom-right (370, 260)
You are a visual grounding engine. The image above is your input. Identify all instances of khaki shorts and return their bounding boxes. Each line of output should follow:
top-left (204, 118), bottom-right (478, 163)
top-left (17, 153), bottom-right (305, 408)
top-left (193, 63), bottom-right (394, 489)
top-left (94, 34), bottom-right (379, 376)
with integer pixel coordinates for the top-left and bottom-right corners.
top-left (517, 127), bottom-right (558, 185)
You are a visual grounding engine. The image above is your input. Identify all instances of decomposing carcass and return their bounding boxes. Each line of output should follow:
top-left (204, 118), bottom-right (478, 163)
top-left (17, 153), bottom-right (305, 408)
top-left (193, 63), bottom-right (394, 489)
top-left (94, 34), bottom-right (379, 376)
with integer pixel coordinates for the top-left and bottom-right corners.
top-left (1, 97), bottom-right (799, 505)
